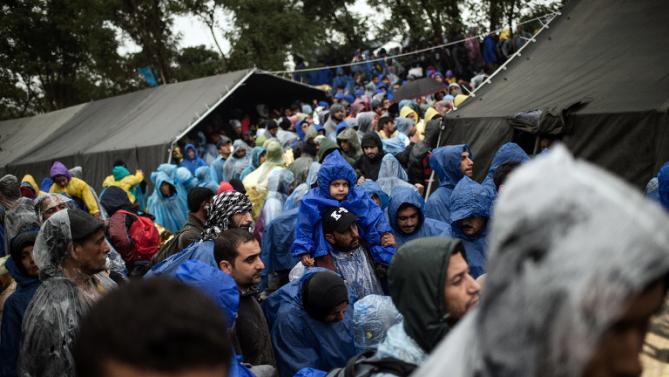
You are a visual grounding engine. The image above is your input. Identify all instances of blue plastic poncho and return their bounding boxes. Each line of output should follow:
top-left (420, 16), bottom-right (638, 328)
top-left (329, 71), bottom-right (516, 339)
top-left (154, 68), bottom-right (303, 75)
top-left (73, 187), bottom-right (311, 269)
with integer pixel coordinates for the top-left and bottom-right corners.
top-left (283, 183), bottom-right (310, 212)
top-left (263, 268), bottom-right (356, 377)
top-left (145, 240), bottom-right (216, 278)
top-left (352, 294), bottom-right (402, 353)
top-left (658, 162), bottom-right (669, 212)
top-left (174, 261), bottom-right (255, 377)
top-left (359, 181), bottom-right (390, 210)
top-left (262, 168), bottom-right (294, 226)
top-left (376, 154), bottom-right (414, 196)
top-left (425, 144), bottom-right (472, 223)
top-left (291, 151), bottom-right (395, 265)
top-left (481, 142), bottom-right (530, 198)
top-left (446, 176), bottom-right (492, 278)
top-left (146, 172), bottom-right (188, 234)
top-left (195, 166), bottom-right (219, 193)
top-left (211, 155), bottom-right (227, 184)
top-left (240, 147), bottom-right (266, 182)
top-left (180, 144), bottom-right (208, 175)
top-left (388, 187), bottom-right (449, 248)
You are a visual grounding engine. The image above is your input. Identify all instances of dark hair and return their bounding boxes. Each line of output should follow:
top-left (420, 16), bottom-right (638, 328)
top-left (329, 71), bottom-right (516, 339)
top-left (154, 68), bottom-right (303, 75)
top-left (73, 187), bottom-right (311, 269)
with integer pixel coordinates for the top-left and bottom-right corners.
top-left (493, 162), bottom-right (521, 190)
top-left (264, 119), bottom-right (278, 130)
top-left (73, 278), bottom-right (232, 377)
top-left (9, 230), bottom-right (38, 275)
top-left (187, 187), bottom-right (214, 213)
top-left (377, 116), bottom-right (392, 131)
top-left (213, 228), bottom-right (256, 265)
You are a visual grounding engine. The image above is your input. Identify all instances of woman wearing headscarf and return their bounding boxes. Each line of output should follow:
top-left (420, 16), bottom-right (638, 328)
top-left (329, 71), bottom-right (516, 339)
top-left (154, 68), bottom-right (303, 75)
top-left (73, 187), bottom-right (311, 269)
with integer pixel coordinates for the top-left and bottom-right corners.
top-left (243, 140), bottom-right (286, 219)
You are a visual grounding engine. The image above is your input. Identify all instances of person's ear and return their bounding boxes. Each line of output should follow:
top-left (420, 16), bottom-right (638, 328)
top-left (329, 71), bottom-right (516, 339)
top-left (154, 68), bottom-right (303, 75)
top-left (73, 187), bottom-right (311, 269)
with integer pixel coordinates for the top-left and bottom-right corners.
top-left (324, 233), bottom-right (335, 245)
top-left (69, 242), bottom-right (81, 262)
top-left (219, 260), bottom-right (233, 274)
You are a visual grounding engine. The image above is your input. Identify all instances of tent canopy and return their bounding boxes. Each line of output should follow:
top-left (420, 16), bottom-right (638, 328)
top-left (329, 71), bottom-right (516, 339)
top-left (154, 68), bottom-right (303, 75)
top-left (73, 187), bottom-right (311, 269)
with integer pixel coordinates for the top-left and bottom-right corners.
top-left (0, 69), bottom-right (325, 187)
top-left (443, 0), bottom-right (669, 188)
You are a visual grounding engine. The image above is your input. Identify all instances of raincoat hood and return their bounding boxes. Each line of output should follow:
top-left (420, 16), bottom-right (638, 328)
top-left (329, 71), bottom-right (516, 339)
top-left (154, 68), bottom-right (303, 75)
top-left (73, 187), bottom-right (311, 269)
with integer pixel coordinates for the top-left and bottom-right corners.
top-left (360, 181), bottom-right (390, 209)
top-left (265, 140), bottom-right (284, 165)
top-left (21, 174), bottom-right (41, 194)
top-left (430, 145), bottom-right (472, 189)
top-left (176, 167), bottom-right (198, 192)
top-left (100, 186), bottom-right (133, 216)
top-left (267, 168), bottom-right (295, 196)
top-left (399, 106), bottom-right (418, 120)
top-left (157, 163), bottom-right (177, 180)
top-left (389, 237), bottom-right (462, 353)
top-left (249, 147), bottom-right (267, 169)
top-left (155, 172), bottom-right (177, 198)
top-left (175, 260), bottom-right (239, 330)
top-left (49, 161), bottom-right (71, 180)
top-left (361, 132), bottom-right (384, 157)
top-left (378, 154), bottom-right (408, 181)
top-left (658, 161), bottom-right (669, 211)
top-left (423, 107), bottom-right (440, 124)
top-left (450, 177), bottom-right (492, 225)
top-left (112, 166), bottom-right (130, 181)
top-left (32, 210), bottom-right (73, 277)
top-left (487, 142), bottom-right (529, 176)
top-left (6, 256), bottom-right (38, 289)
top-left (469, 146), bottom-right (669, 377)
top-left (233, 139), bottom-right (250, 155)
top-left (317, 138), bottom-right (340, 163)
top-left (337, 128), bottom-right (362, 161)
top-left (356, 112), bottom-right (375, 134)
top-left (395, 118), bottom-right (415, 136)
top-left (388, 186), bottom-right (425, 234)
top-left (318, 151), bottom-right (357, 198)
top-left (183, 144), bottom-right (200, 161)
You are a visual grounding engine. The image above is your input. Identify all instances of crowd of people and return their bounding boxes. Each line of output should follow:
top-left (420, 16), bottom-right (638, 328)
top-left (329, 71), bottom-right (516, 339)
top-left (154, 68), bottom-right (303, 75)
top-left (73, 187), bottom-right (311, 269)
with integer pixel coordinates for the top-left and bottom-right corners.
top-left (1, 35), bottom-right (669, 377)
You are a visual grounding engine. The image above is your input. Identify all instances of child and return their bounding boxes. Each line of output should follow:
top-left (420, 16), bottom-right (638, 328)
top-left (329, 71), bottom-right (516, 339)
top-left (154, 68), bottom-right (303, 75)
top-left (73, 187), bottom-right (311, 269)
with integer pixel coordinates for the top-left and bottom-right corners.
top-left (291, 151), bottom-right (396, 266)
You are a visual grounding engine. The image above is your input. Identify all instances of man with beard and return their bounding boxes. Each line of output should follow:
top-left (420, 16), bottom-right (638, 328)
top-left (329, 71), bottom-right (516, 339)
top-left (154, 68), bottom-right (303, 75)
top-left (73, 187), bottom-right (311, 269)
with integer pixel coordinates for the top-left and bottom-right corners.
top-left (425, 144), bottom-right (474, 223)
top-left (324, 104), bottom-right (346, 137)
top-left (356, 132), bottom-right (386, 181)
top-left (389, 187), bottom-right (447, 247)
top-left (216, 228), bottom-right (275, 368)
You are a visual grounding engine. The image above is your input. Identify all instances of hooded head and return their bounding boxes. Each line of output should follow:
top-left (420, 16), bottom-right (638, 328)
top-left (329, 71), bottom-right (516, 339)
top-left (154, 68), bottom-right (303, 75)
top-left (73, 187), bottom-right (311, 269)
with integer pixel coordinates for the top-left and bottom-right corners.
top-left (360, 180), bottom-right (390, 209)
top-left (112, 166), bottom-right (131, 181)
top-left (471, 146), bottom-right (669, 377)
top-left (9, 230), bottom-right (39, 278)
top-left (356, 112), bottom-right (376, 134)
top-left (388, 186), bottom-right (426, 235)
top-left (35, 193), bottom-right (72, 223)
top-left (202, 191), bottom-right (253, 239)
top-left (183, 144), bottom-right (200, 161)
top-left (20, 175), bottom-right (41, 198)
top-left (487, 143), bottom-right (529, 177)
top-left (49, 161), bottom-right (71, 180)
top-left (430, 145), bottom-right (473, 189)
top-left (389, 237), bottom-right (466, 353)
top-left (157, 163), bottom-right (177, 180)
top-left (195, 166), bottom-right (213, 183)
top-left (658, 162), bottom-right (669, 211)
top-left (0, 174), bottom-right (21, 209)
top-left (318, 151), bottom-right (357, 198)
top-left (399, 106), bottom-right (419, 122)
top-left (449, 177), bottom-right (492, 238)
top-left (154, 172), bottom-right (178, 199)
top-left (361, 132), bottom-right (384, 161)
top-left (100, 186), bottom-right (133, 216)
top-left (264, 140), bottom-right (284, 165)
top-left (232, 140), bottom-right (250, 158)
top-left (301, 270), bottom-right (349, 323)
top-left (423, 107), bottom-right (441, 124)
top-left (267, 168), bottom-right (294, 196)
top-left (395, 118), bottom-right (416, 137)
top-left (175, 260), bottom-right (239, 330)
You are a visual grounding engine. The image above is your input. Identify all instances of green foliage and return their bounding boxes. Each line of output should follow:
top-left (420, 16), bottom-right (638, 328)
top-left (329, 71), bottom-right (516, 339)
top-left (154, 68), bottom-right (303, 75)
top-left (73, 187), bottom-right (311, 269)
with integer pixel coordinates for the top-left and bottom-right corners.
top-left (174, 45), bottom-right (225, 81)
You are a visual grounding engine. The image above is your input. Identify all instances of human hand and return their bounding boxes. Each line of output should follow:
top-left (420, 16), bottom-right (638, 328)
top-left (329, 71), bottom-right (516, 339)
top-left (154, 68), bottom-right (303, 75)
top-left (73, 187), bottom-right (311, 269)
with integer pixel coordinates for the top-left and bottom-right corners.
top-left (357, 176), bottom-right (366, 185)
top-left (301, 254), bottom-right (315, 267)
top-left (381, 233), bottom-right (396, 247)
top-left (414, 183), bottom-right (425, 196)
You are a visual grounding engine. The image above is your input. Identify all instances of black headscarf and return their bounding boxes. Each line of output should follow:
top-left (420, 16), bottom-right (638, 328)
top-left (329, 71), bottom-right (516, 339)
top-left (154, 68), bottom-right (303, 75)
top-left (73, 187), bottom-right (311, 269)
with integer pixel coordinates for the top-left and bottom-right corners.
top-left (301, 271), bottom-right (349, 322)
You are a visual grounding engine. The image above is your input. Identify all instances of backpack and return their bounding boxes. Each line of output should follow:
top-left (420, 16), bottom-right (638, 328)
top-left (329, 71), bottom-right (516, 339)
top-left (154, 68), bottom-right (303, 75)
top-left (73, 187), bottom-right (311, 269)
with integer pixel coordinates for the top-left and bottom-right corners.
top-left (324, 350), bottom-right (417, 377)
top-left (116, 210), bottom-right (160, 258)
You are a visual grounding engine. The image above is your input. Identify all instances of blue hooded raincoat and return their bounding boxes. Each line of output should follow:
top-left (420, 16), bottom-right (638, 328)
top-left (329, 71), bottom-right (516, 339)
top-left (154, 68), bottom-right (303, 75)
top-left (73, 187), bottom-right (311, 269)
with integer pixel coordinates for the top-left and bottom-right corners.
top-left (388, 187), bottom-right (449, 247)
top-left (174, 261), bottom-right (255, 377)
top-left (481, 142), bottom-right (529, 198)
top-left (291, 151), bottom-right (395, 265)
top-left (0, 258), bottom-right (41, 376)
top-left (263, 268), bottom-right (356, 377)
top-left (658, 162), bottom-right (669, 212)
top-left (180, 144), bottom-right (208, 175)
top-left (147, 172), bottom-right (188, 234)
top-left (425, 144), bottom-right (472, 223)
top-left (446, 176), bottom-right (492, 278)
top-left (195, 166), bottom-right (220, 193)
top-left (145, 240), bottom-right (216, 278)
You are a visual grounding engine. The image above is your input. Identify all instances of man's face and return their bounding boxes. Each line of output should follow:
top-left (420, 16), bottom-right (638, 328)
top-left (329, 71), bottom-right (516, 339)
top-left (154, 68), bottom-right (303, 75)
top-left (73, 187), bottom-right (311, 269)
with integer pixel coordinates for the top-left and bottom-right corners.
top-left (41, 198), bottom-right (68, 221)
top-left (269, 127), bottom-right (278, 137)
top-left (160, 183), bottom-right (172, 198)
top-left (333, 109), bottom-right (345, 121)
top-left (383, 121), bottom-right (396, 134)
top-left (325, 224), bottom-right (360, 252)
top-left (382, 99), bottom-right (390, 110)
top-left (444, 252), bottom-right (480, 324)
top-left (235, 148), bottom-right (247, 158)
top-left (338, 140), bottom-right (351, 153)
top-left (219, 144), bottom-right (231, 157)
top-left (187, 149), bottom-right (196, 160)
top-left (220, 240), bottom-right (264, 288)
top-left (230, 211), bottom-right (253, 231)
top-left (324, 301), bottom-right (348, 323)
top-left (329, 179), bottom-right (349, 201)
top-left (71, 229), bottom-right (110, 275)
top-left (460, 151), bottom-right (474, 177)
top-left (54, 175), bottom-right (69, 187)
top-left (363, 145), bottom-right (379, 160)
top-left (396, 205), bottom-right (420, 235)
top-left (459, 216), bottom-right (486, 237)
top-left (583, 281), bottom-right (666, 377)
top-left (21, 245), bottom-right (39, 277)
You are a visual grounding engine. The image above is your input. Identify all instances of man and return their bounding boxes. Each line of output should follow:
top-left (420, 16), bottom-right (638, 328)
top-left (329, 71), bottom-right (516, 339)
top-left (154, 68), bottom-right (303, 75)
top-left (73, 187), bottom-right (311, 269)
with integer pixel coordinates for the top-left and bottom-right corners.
top-left (415, 145), bottom-right (669, 377)
top-left (264, 269), bottom-right (356, 377)
top-left (215, 228), bottom-right (275, 367)
top-left (153, 187), bottom-right (214, 264)
top-left (356, 132), bottom-right (386, 181)
top-left (73, 278), bottom-right (233, 377)
top-left (425, 144), bottom-right (474, 223)
top-left (389, 187), bottom-right (448, 247)
top-left (377, 116), bottom-right (398, 140)
top-left (317, 207), bottom-right (384, 300)
top-left (201, 191), bottom-right (254, 239)
top-left (19, 209), bottom-right (116, 377)
top-left (324, 104), bottom-right (345, 136)
top-left (48, 161), bottom-right (100, 216)
top-left (211, 136), bottom-right (232, 184)
top-left (445, 176), bottom-right (492, 278)
top-left (370, 237), bottom-right (480, 376)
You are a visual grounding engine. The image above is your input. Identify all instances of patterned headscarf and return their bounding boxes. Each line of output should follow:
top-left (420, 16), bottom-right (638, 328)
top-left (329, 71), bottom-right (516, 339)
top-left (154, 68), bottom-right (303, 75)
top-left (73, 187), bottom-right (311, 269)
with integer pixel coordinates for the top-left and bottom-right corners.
top-left (201, 191), bottom-right (253, 240)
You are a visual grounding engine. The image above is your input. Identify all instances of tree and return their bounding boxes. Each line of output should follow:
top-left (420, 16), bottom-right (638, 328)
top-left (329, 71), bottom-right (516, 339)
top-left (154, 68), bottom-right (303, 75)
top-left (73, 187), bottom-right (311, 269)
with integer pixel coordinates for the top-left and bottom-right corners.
top-left (174, 45), bottom-right (225, 81)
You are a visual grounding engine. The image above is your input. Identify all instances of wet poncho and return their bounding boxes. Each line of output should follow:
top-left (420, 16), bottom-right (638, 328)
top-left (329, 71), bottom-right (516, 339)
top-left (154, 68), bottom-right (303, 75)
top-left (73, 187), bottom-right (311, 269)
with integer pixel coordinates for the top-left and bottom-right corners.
top-left (481, 142), bottom-right (529, 198)
top-left (263, 268), bottom-right (356, 377)
top-left (224, 140), bottom-right (252, 182)
top-left (425, 144), bottom-right (472, 223)
top-left (145, 240), bottom-right (216, 278)
top-left (174, 260), bottom-right (255, 377)
top-left (195, 166), bottom-right (220, 193)
top-left (359, 181), bottom-right (390, 210)
top-left (240, 146), bottom-right (267, 181)
top-left (180, 143), bottom-right (208, 175)
top-left (388, 187), bottom-right (448, 248)
top-left (376, 154), bottom-right (414, 196)
top-left (447, 177), bottom-right (492, 278)
top-left (658, 161), bottom-right (669, 211)
top-left (415, 146), bottom-right (669, 377)
top-left (243, 140), bottom-right (286, 219)
top-left (146, 172), bottom-right (188, 234)
top-left (336, 128), bottom-right (362, 165)
top-left (262, 168), bottom-right (295, 226)
top-left (291, 151), bottom-right (395, 265)
top-left (4, 197), bottom-right (40, 246)
top-left (352, 294), bottom-right (403, 353)
top-left (19, 210), bottom-right (115, 377)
